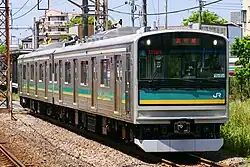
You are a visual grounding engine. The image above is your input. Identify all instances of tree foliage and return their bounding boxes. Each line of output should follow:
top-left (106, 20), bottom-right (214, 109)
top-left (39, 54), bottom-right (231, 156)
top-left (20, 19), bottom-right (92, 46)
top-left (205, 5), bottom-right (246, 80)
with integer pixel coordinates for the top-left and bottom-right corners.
top-left (0, 45), bottom-right (6, 54)
top-left (230, 36), bottom-right (250, 100)
top-left (67, 16), bottom-right (94, 27)
top-left (67, 16), bottom-right (113, 29)
top-left (183, 10), bottom-right (227, 26)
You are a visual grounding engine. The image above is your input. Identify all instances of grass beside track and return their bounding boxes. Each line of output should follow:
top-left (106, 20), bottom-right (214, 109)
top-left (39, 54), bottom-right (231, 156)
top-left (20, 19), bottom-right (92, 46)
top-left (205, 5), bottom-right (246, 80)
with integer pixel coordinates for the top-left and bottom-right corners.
top-left (221, 100), bottom-right (250, 157)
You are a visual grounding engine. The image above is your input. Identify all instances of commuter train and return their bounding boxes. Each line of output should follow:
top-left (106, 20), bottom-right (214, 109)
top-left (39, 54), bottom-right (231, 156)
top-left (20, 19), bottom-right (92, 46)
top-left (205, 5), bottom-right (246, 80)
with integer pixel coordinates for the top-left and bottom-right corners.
top-left (18, 28), bottom-right (229, 152)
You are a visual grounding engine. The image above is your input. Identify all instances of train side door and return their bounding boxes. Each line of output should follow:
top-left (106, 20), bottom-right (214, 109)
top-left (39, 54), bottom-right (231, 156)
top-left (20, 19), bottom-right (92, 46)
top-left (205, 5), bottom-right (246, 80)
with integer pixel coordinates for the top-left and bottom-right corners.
top-left (73, 59), bottom-right (78, 105)
top-left (59, 60), bottom-right (63, 102)
top-left (19, 64), bottom-right (23, 94)
top-left (27, 63), bottom-right (30, 95)
top-left (91, 57), bottom-right (97, 109)
top-left (22, 63), bottom-right (27, 94)
top-left (45, 61), bottom-right (48, 98)
top-left (114, 55), bottom-right (122, 114)
top-left (35, 62), bottom-right (38, 96)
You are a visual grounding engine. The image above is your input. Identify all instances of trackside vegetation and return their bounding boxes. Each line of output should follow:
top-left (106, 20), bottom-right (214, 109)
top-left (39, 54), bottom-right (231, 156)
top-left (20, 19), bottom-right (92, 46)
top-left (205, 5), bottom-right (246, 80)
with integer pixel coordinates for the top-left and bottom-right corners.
top-left (220, 36), bottom-right (250, 157)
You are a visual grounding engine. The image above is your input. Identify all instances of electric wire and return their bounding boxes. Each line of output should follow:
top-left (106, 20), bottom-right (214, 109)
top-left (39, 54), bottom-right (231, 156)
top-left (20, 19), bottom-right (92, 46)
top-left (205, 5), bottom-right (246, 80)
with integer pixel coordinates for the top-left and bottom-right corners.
top-left (12, 0), bottom-right (30, 16)
top-left (13, 0), bottom-right (43, 20)
top-left (108, 0), bottom-right (222, 16)
top-left (111, 4), bottom-right (127, 10)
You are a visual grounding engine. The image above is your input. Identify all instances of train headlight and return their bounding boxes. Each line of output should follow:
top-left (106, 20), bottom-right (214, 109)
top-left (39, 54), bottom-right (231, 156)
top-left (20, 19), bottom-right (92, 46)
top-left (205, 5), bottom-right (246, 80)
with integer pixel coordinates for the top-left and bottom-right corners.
top-left (146, 39), bottom-right (151, 45)
top-left (213, 40), bottom-right (218, 46)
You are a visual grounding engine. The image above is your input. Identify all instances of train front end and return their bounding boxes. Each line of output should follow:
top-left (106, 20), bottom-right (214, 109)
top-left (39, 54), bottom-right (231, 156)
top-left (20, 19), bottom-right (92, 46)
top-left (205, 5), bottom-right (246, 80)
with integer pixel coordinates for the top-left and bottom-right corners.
top-left (133, 30), bottom-right (229, 152)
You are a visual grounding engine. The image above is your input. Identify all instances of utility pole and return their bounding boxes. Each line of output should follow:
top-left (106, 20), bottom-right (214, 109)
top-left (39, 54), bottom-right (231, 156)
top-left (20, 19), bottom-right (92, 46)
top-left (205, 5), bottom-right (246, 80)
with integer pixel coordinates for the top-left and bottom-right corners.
top-left (94, 0), bottom-right (108, 33)
top-left (0, 0), bottom-right (12, 117)
top-left (199, 0), bottom-right (203, 30)
top-left (68, 0), bottom-right (89, 41)
top-left (82, 0), bottom-right (88, 39)
top-left (131, 0), bottom-right (135, 27)
top-left (142, 0), bottom-right (147, 27)
top-left (165, 0), bottom-right (168, 29)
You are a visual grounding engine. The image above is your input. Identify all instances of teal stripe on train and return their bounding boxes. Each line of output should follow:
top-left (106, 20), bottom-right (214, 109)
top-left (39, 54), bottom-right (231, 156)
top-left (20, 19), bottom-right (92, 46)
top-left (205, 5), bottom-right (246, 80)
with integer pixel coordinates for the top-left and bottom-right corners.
top-left (23, 82), bottom-right (125, 102)
top-left (139, 89), bottom-right (225, 100)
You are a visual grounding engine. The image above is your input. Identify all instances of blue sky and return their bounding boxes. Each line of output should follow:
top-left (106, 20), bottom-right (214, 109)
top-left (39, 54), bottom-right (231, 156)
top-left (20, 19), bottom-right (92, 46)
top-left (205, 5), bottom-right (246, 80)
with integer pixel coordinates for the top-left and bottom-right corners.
top-left (10, 0), bottom-right (242, 44)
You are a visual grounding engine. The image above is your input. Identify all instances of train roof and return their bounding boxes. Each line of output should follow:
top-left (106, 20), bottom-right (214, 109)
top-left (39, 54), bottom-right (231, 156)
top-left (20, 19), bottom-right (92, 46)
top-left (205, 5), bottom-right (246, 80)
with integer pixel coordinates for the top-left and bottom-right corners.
top-left (18, 28), bottom-right (228, 60)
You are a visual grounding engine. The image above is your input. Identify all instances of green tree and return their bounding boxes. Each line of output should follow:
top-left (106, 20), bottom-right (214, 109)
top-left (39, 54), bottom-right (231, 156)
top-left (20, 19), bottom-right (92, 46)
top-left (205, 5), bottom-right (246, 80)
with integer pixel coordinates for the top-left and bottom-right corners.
top-left (67, 16), bottom-right (113, 29)
top-left (231, 36), bottom-right (250, 100)
top-left (183, 10), bottom-right (227, 26)
top-left (0, 45), bottom-right (6, 54)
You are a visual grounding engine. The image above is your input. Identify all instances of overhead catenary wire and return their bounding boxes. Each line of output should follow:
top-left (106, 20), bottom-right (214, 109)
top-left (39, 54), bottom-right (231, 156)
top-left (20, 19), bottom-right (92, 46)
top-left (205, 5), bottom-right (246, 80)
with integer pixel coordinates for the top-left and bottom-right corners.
top-left (108, 0), bottom-right (222, 16)
top-left (13, 0), bottom-right (30, 16)
top-left (13, 0), bottom-right (42, 20)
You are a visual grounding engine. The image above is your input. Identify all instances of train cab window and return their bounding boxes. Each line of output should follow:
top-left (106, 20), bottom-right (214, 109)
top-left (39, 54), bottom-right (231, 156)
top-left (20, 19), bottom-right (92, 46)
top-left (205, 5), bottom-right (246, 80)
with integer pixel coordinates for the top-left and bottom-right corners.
top-left (55, 63), bottom-right (58, 82)
top-left (23, 65), bottom-right (26, 80)
top-left (65, 62), bottom-right (71, 83)
top-left (39, 63), bottom-right (43, 81)
top-left (100, 59), bottom-right (110, 87)
top-left (80, 61), bottom-right (88, 85)
top-left (49, 63), bottom-right (52, 82)
top-left (31, 64), bottom-right (34, 80)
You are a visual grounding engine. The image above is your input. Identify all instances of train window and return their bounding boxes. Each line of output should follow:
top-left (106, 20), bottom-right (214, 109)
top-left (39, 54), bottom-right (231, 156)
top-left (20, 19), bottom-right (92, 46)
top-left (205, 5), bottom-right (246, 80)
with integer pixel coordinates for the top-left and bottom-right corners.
top-left (31, 64), bottom-right (34, 80)
top-left (100, 59), bottom-right (110, 87)
top-left (80, 61), bottom-right (88, 85)
top-left (39, 63), bottom-right (43, 81)
top-left (23, 65), bottom-right (26, 80)
top-left (45, 61), bottom-right (48, 81)
top-left (49, 63), bottom-right (52, 81)
top-left (116, 59), bottom-right (122, 81)
top-left (55, 63), bottom-right (58, 82)
top-left (65, 62), bottom-right (71, 83)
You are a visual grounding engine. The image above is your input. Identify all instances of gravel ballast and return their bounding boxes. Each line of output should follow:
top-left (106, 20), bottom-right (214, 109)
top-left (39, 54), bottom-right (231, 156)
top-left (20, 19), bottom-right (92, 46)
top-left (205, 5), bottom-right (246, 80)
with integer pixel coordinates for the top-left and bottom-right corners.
top-left (0, 103), bottom-right (246, 167)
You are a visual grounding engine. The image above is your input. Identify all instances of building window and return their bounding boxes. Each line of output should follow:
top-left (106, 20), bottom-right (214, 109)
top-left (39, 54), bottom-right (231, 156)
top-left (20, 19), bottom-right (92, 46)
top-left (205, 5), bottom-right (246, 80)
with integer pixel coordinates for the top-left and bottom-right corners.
top-left (241, 10), bottom-right (247, 23)
top-left (55, 63), bottom-right (58, 82)
top-left (23, 65), bottom-right (26, 80)
top-left (100, 59), bottom-right (110, 87)
top-left (31, 64), bottom-right (34, 80)
top-left (65, 62), bottom-right (71, 83)
top-left (80, 61), bottom-right (88, 85)
top-left (39, 63), bottom-right (43, 81)
top-left (49, 63), bottom-right (52, 81)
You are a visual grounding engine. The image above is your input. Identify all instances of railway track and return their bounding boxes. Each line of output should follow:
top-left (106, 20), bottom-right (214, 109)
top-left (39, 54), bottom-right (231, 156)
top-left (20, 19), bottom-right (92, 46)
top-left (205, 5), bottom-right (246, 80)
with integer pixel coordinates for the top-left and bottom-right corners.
top-left (157, 153), bottom-right (229, 167)
top-left (26, 111), bottom-right (229, 167)
top-left (0, 144), bottom-right (26, 167)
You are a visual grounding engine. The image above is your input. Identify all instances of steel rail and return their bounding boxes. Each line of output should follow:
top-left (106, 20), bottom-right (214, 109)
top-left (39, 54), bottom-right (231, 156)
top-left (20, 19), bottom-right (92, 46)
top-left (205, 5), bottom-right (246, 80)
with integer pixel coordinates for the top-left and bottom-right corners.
top-left (0, 144), bottom-right (26, 167)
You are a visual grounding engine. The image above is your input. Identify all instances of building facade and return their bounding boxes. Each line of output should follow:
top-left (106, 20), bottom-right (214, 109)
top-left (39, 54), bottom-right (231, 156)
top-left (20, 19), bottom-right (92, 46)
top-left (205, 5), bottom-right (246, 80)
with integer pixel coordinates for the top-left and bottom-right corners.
top-left (242, 0), bottom-right (250, 36)
top-left (39, 9), bottom-right (80, 35)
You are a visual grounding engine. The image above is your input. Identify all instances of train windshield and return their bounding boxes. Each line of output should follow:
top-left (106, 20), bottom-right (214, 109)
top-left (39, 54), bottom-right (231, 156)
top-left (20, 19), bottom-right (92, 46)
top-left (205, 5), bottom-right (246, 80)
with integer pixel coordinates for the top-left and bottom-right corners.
top-left (137, 32), bottom-right (227, 106)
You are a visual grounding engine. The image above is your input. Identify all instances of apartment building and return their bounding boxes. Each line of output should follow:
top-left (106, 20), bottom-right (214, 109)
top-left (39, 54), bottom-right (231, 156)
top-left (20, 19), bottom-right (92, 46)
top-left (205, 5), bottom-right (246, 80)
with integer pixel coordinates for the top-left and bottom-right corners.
top-left (242, 0), bottom-right (250, 36)
top-left (38, 9), bottom-right (80, 35)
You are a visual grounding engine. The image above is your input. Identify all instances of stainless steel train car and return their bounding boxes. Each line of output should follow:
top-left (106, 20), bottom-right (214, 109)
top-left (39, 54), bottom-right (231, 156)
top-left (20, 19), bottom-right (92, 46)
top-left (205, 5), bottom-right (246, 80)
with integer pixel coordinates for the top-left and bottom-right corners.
top-left (18, 28), bottom-right (229, 152)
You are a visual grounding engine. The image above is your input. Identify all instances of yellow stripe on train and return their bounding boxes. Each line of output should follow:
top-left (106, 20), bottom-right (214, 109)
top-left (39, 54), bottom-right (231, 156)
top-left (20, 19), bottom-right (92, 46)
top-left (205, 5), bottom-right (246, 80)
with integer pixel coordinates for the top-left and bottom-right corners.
top-left (140, 99), bottom-right (225, 104)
